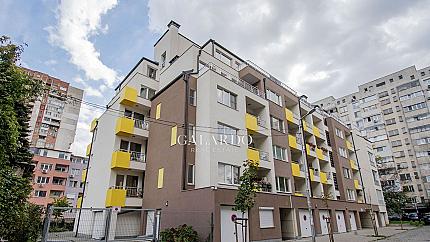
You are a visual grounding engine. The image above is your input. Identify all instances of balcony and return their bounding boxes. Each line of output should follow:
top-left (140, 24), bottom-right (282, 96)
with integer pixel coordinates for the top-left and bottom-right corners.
top-left (105, 188), bottom-right (126, 207)
top-left (306, 144), bottom-right (317, 157)
top-left (285, 108), bottom-right (299, 125)
top-left (247, 148), bottom-right (260, 166)
top-left (81, 169), bottom-right (87, 183)
top-left (119, 86), bottom-right (138, 106)
top-left (111, 150), bottom-right (146, 170)
top-left (90, 118), bottom-right (97, 132)
top-left (354, 179), bottom-right (362, 190)
top-left (350, 159), bottom-right (358, 170)
top-left (312, 126), bottom-right (321, 138)
top-left (245, 113), bottom-right (258, 132)
top-left (346, 140), bottom-right (354, 151)
top-left (115, 117), bottom-right (149, 137)
top-left (86, 143), bottom-right (91, 157)
top-left (310, 169), bottom-right (320, 182)
top-left (288, 134), bottom-right (302, 150)
top-left (256, 181), bottom-right (272, 193)
top-left (76, 196), bottom-right (82, 208)
top-left (320, 171), bottom-right (328, 184)
top-left (291, 162), bottom-right (305, 178)
top-left (303, 121), bottom-right (313, 135)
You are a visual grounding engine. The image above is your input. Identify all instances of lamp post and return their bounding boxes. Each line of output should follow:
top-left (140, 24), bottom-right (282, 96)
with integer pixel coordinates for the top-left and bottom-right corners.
top-left (298, 95), bottom-right (317, 242)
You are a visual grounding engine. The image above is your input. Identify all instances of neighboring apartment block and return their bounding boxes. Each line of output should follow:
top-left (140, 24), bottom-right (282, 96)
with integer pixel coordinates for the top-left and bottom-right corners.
top-left (314, 65), bottom-right (430, 208)
top-left (24, 68), bottom-right (83, 151)
top-left (81, 21), bottom-right (387, 241)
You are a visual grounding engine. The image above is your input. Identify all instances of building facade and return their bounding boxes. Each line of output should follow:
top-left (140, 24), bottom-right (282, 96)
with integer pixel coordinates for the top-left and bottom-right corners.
top-left (66, 155), bottom-right (87, 207)
top-left (82, 21), bottom-right (387, 241)
top-left (314, 65), bottom-right (430, 208)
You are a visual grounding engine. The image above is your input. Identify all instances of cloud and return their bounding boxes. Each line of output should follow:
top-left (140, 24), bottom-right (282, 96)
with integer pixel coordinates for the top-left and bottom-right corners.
top-left (147, 0), bottom-right (430, 101)
top-left (46, 0), bottom-right (119, 87)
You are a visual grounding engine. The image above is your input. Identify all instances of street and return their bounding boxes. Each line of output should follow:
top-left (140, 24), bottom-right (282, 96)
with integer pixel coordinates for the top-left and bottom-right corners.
top-left (379, 226), bottom-right (430, 242)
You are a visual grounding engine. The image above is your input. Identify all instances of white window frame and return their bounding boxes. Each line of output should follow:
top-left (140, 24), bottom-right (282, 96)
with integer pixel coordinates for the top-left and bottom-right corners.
top-left (217, 123), bottom-right (239, 145)
top-left (259, 207), bottom-right (275, 228)
top-left (218, 162), bottom-right (240, 185)
top-left (270, 116), bottom-right (284, 133)
top-left (275, 177), bottom-right (291, 193)
top-left (217, 86), bottom-right (237, 110)
top-left (272, 145), bottom-right (286, 161)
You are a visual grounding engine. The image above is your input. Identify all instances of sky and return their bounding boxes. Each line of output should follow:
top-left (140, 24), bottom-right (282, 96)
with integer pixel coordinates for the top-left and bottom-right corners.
top-left (1, 0), bottom-right (430, 156)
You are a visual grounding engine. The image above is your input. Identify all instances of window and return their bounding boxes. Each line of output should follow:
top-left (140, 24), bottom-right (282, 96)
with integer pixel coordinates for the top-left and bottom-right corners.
top-left (391, 140), bottom-right (402, 147)
top-left (69, 180), bottom-right (78, 188)
top-left (171, 126), bottom-right (177, 146)
top-left (217, 87), bottom-right (237, 109)
top-left (380, 98), bottom-right (391, 106)
top-left (40, 163), bottom-right (52, 171)
top-left (217, 123), bottom-right (239, 145)
top-left (403, 102), bottom-right (426, 112)
top-left (398, 75), bottom-right (403, 79)
top-left (34, 190), bottom-right (47, 197)
top-left (140, 86), bottom-right (156, 100)
top-left (403, 185), bottom-right (415, 192)
top-left (399, 173), bottom-right (411, 181)
top-left (147, 66), bottom-right (157, 79)
top-left (52, 177), bottom-right (64, 185)
top-left (50, 190), bottom-right (63, 197)
top-left (382, 108), bottom-right (393, 115)
top-left (187, 164), bottom-right (195, 185)
top-left (410, 75), bottom-right (415, 80)
top-left (343, 168), bottom-right (351, 179)
top-left (338, 147), bottom-right (348, 158)
top-left (189, 89), bottom-right (196, 106)
top-left (399, 91), bottom-right (423, 101)
top-left (338, 106), bottom-right (347, 113)
top-left (372, 170), bottom-right (380, 185)
top-left (387, 129), bottom-right (399, 137)
top-left (259, 207), bottom-right (274, 228)
top-left (161, 52), bottom-right (166, 68)
top-left (275, 177), bottom-right (291, 193)
top-left (36, 176), bottom-right (50, 184)
top-left (188, 124), bottom-right (196, 142)
top-left (272, 145), bottom-right (286, 161)
top-left (266, 89), bottom-right (282, 106)
top-left (347, 189), bottom-right (355, 201)
top-left (376, 82), bottom-right (386, 87)
top-left (335, 128), bottom-right (344, 139)
top-left (218, 163), bottom-right (240, 185)
top-left (385, 118), bottom-right (396, 125)
top-left (55, 164), bottom-right (68, 172)
top-left (270, 116), bottom-right (284, 132)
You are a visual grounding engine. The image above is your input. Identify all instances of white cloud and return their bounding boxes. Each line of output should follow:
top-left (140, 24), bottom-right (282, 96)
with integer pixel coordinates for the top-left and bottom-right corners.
top-left (147, 0), bottom-right (430, 101)
top-left (46, 0), bottom-right (119, 87)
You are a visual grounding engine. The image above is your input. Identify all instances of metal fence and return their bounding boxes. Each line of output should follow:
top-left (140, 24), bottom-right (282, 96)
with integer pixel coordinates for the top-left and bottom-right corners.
top-left (41, 206), bottom-right (160, 241)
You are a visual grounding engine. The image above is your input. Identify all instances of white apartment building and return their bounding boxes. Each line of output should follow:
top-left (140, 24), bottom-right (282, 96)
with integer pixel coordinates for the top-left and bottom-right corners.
top-left (314, 66), bottom-right (430, 208)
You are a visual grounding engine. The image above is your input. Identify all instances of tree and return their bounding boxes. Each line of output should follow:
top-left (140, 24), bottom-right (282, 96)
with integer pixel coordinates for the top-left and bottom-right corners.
top-left (0, 35), bottom-right (43, 241)
top-left (233, 160), bottom-right (259, 242)
top-left (384, 190), bottom-right (409, 229)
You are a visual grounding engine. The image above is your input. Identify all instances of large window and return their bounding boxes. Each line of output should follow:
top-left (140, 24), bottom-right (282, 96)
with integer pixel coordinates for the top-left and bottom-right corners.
top-left (272, 145), bottom-right (286, 161)
top-left (343, 168), bottom-right (351, 179)
top-left (275, 177), bottom-right (291, 193)
top-left (217, 87), bottom-right (237, 109)
top-left (266, 89), bottom-right (282, 106)
top-left (217, 123), bottom-right (238, 145)
top-left (218, 163), bottom-right (240, 185)
top-left (140, 85), bottom-right (156, 100)
top-left (36, 176), bottom-right (50, 184)
top-left (270, 116), bottom-right (284, 133)
top-left (347, 189), bottom-right (355, 201)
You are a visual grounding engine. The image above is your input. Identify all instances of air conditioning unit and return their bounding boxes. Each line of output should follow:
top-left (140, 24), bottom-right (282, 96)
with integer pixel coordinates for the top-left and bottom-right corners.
top-left (41, 169), bottom-right (48, 174)
top-left (69, 174), bottom-right (75, 178)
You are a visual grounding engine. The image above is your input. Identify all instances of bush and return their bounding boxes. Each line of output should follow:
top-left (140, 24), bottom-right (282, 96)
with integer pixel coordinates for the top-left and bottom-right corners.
top-left (160, 224), bottom-right (199, 242)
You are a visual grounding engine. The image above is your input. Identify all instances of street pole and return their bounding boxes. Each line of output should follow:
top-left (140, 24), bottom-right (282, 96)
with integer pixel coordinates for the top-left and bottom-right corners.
top-left (298, 96), bottom-right (316, 242)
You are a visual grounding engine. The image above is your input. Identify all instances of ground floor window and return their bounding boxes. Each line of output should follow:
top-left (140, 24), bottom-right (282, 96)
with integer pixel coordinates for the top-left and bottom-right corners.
top-left (259, 207), bottom-right (274, 228)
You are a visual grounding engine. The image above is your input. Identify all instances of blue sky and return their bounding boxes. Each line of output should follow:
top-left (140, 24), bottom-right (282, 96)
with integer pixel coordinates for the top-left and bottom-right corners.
top-left (2, 0), bottom-right (430, 156)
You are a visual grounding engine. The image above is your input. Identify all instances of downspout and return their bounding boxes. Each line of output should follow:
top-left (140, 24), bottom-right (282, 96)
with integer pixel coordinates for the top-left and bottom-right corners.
top-left (181, 49), bottom-right (201, 190)
top-left (298, 100), bottom-right (314, 197)
top-left (350, 131), bottom-right (367, 204)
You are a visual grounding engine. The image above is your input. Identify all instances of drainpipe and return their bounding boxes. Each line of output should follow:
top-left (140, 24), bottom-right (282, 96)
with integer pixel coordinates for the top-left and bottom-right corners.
top-left (181, 49), bottom-right (201, 190)
top-left (350, 131), bottom-right (367, 204)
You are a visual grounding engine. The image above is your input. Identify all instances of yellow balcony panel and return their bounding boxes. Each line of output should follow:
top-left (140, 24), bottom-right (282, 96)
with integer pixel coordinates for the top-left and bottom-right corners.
top-left (119, 86), bottom-right (138, 106)
top-left (105, 188), bottom-right (126, 207)
top-left (291, 163), bottom-right (302, 177)
top-left (90, 118), bottom-right (98, 132)
top-left (310, 169), bottom-right (315, 181)
top-left (76, 197), bottom-right (82, 208)
top-left (111, 150), bottom-right (131, 169)
top-left (86, 143), bottom-right (92, 157)
top-left (81, 169), bottom-right (87, 183)
top-left (245, 113), bottom-right (258, 132)
top-left (350, 159), bottom-right (358, 170)
top-left (285, 108), bottom-right (298, 124)
top-left (247, 148), bottom-right (260, 166)
top-left (288, 135), bottom-right (298, 149)
top-left (313, 126), bottom-right (320, 138)
top-left (303, 121), bottom-right (308, 132)
top-left (306, 144), bottom-right (316, 156)
top-left (346, 140), bottom-right (354, 151)
top-left (294, 192), bottom-right (304, 197)
top-left (354, 179), bottom-right (362, 190)
top-left (115, 117), bottom-right (134, 136)
top-left (316, 147), bottom-right (324, 160)
top-left (320, 172), bottom-right (328, 184)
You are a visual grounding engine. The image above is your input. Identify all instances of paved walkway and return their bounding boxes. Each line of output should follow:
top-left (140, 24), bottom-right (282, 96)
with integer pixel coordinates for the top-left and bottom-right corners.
top-left (379, 226), bottom-right (430, 242)
top-left (290, 225), bottom-right (418, 242)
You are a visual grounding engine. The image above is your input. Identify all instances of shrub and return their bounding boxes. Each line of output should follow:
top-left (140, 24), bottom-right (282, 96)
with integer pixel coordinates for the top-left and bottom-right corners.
top-left (160, 224), bottom-right (199, 242)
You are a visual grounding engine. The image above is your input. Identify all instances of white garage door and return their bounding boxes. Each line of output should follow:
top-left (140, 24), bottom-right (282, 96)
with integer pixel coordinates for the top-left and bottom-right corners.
top-left (221, 206), bottom-right (248, 242)
top-left (319, 210), bottom-right (330, 235)
top-left (335, 211), bottom-right (346, 233)
top-left (299, 209), bottom-right (312, 237)
top-left (349, 212), bottom-right (357, 231)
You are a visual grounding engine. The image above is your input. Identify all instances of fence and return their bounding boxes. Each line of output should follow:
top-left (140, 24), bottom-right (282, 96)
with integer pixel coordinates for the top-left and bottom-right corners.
top-left (41, 206), bottom-right (160, 241)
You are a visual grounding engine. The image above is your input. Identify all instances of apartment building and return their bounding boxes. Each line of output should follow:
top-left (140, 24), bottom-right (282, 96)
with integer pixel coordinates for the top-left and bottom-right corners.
top-left (66, 155), bottom-right (87, 207)
top-left (24, 68), bottom-right (83, 151)
top-left (81, 21), bottom-right (386, 241)
top-left (314, 65), bottom-right (430, 209)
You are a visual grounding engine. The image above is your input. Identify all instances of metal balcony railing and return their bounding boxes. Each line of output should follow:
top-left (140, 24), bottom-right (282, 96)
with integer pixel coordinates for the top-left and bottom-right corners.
top-left (259, 150), bottom-right (269, 161)
top-left (114, 186), bottom-right (143, 198)
top-left (130, 151), bottom-right (146, 163)
top-left (134, 119), bottom-right (149, 130)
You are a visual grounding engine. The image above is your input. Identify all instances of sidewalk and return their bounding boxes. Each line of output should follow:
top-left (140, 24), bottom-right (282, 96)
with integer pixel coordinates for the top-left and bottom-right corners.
top-left (290, 225), bottom-right (416, 242)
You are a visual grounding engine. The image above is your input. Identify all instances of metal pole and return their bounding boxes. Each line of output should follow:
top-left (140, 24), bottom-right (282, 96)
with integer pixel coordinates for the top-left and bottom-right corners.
top-left (41, 204), bottom-right (53, 242)
top-left (104, 208), bottom-right (112, 241)
top-left (75, 120), bottom-right (98, 236)
top-left (298, 99), bottom-right (316, 242)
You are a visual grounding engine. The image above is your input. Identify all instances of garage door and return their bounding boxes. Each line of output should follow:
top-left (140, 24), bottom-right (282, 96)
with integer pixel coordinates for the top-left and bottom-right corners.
top-left (299, 209), bottom-right (312, 237)
top-left (221, 206), bottom-right (248, 242)
top-left (335, 211), bottom-right (346, 233)
top-left (319, 210), bottom-right (330, 235)
top-left (349, 212), bottom-right (357, 231)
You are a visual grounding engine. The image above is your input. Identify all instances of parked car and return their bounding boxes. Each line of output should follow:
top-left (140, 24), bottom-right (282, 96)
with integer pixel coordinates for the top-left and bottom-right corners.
top-left (422, 213), bottom-right (430, 225)
top-left (408, 213), bottom-right (419, 221)
top-left (388, 214), bottom-right (401, 221)
top-left (402, 213), bottom-right (410, 220)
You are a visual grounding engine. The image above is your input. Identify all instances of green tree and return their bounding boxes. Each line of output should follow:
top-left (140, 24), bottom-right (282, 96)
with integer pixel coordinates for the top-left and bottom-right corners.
top-left (0, 36), bottom-right (43, 241)
top-left (384, 190), bottom-right (409, 229)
